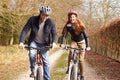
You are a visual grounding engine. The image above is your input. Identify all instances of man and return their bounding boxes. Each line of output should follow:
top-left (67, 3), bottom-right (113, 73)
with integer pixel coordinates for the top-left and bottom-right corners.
top-left (19, 5), bottom-right (57, 80)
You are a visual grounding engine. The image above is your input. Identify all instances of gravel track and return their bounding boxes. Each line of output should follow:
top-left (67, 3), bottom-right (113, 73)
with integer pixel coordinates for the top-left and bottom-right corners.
top-left (14, 49), bottom-right (64, 80)
top-left (14, 50), bottom-right (119, 80)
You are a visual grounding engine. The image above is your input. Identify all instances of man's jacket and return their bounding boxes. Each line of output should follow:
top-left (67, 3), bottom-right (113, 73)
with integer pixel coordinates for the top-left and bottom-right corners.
top-left (20, 15), bottom-right (57, 45)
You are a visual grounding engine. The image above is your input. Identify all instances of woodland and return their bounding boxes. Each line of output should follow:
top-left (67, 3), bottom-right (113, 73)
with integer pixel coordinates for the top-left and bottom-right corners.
top-left (0, 0), bottom-right (120, 61)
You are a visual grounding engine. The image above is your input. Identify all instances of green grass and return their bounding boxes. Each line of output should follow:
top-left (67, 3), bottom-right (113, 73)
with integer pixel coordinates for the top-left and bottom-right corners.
top-left (51, 52), bottom-right (68, 80)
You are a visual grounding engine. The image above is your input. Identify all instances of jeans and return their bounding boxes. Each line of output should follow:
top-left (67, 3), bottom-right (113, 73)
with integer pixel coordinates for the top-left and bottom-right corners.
top-left (29, 41), bottom-right (50, 80)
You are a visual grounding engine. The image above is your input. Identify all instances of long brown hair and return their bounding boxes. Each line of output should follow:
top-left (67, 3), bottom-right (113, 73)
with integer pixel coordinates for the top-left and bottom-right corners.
top-left (62, 18), bottom-right (86, 35)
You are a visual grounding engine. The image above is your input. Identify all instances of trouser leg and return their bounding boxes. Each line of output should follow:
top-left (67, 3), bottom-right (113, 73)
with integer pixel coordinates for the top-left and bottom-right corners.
top-left (77, 41), bottom-right (86, 76)
top-left (42, 51), bottom-right (50, 80)
top-left (29, 41), bottom-right (37, 72)
top-left (79, 61), bottom-right (84, 76)
top-left (67, 50), bottom-right (72, 72)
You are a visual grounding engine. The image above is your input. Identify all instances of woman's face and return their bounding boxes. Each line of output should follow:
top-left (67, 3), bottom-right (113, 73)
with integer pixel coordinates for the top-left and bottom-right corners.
top-left (69, 14), bottom-right (77, 23)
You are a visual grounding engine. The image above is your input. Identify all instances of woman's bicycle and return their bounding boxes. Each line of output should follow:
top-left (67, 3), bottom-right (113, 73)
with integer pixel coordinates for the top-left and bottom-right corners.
top-left (64, 46), bottom-right (85, 80)
top-left (25, 46), bottom-right (52, 80)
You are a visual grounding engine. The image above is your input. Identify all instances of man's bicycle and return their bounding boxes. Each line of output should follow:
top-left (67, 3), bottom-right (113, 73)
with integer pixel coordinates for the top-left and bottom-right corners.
top-left (64, 46), bottom-right (85, 80)
top-left (25, 46), bottom-right (52, 80)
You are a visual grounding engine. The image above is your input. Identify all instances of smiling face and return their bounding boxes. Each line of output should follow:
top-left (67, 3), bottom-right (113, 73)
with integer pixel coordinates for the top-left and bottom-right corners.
top-left (69, 14), bottom-right (77, 24)
top-left (40, 13), bottom-right (49, 22)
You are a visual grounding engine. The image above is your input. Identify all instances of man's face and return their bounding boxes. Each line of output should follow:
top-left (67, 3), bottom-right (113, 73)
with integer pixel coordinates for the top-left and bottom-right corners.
top-left (40, 13), bottom-right (48, 21)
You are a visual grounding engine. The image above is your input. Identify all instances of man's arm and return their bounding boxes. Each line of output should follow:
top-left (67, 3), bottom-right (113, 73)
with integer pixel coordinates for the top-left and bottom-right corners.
top-left (19, 17), bottom-right (32, 43)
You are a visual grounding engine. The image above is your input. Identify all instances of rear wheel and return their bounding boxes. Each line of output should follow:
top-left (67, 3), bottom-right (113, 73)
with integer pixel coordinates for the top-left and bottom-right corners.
top-left (35, 66), bottom-right (44, 80)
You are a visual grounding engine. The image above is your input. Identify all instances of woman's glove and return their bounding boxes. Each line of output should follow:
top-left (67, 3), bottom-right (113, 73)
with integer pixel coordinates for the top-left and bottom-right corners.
top-left (60, 44), bottom-right (65, 48)
top-left (86, 47), bottom-right (91, 51)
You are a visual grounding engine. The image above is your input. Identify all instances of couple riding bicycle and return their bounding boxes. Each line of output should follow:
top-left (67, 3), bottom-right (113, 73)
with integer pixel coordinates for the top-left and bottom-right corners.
top-left (19, 5), bottom-right (91, 80)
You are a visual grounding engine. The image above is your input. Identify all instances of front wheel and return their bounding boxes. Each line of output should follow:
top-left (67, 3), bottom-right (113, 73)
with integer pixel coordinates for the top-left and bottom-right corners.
top-left (68, 63), bottom-right (78, 80)
top-left (68, 63), bottom-right (73, 80)
top-left (35, 66), bottom-right (44, 80)
top-left (73, 63), bottom-right (78, 80)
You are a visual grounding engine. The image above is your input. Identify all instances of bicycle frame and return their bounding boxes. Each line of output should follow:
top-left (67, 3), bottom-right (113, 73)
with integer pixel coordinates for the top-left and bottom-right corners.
top-left (25, 46), bottom-right (52, 80)
top-left (64, 46), bottom-right (84, 80)
top-left (36, 49), bottom-right (43, 66)
top-left (35, 49), bottom-right (44, 80)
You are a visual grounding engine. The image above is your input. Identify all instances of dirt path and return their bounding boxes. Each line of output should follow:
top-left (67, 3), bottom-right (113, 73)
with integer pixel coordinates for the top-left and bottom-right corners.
top-left (14, 50), bottom-right (119, 80)
top-left (14, 49), bottom-right (64, 80)
top-left (85, 51), bottom-right (120, 80)
top-left (62, 60), bottom-right (102, 80)
top-left (84, 60), bottom-right (103, 80)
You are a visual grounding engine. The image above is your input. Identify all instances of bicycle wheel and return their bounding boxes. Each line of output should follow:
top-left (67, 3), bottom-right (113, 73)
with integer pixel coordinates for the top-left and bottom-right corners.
top-left (68, 63), bottom-right (73, 80)
top-left (69, 63), bottom-right (78, 80)
top-left (77, 63), bottom-right (80, 80)
top-left (70, 66), bottom-right (74, 80)
top-left (35, 66), bottom-right (44, 80)
top-left (72, 63), bottom-right (78, 80)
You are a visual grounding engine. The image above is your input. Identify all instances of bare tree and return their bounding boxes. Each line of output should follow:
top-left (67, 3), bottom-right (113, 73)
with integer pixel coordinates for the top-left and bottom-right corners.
top-left (82, 0), bottom-right (120, 30)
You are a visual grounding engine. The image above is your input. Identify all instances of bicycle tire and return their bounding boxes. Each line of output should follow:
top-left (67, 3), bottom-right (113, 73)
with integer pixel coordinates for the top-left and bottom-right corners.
top-left (77, 63), bottom-right (80, 80)
top-left (35, 66), bottom-right (44, 80)
top-left (68, 63), bottom-right (73, 80)
top-left (70, 66), bottom-right (74, 80)
top-left (73, 63), bottom-right (78, 80)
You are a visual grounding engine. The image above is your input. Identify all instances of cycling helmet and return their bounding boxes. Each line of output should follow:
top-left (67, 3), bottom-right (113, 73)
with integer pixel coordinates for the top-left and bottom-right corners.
top-left (39, 5), bottom-right (52, 16)
top-left (68, 10), bottom-right (78, 16)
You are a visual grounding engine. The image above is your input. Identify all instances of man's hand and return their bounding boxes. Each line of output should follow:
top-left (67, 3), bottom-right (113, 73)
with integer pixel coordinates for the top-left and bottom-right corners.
top-left (18, 42), bottom-right (25, 49)
top-left (51, 42), bottom-right (57, 49)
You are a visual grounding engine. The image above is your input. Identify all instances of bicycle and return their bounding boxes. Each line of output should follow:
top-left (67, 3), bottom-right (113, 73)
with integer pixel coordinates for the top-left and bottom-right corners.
top-left (25, 46), bottom-right (52, 80)
top-left (64, 46), bottom-right (85, 80)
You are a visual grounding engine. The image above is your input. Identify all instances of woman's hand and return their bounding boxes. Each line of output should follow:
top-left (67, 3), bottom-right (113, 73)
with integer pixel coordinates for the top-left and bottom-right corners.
top-left (86, 47), bottom-right (91, 51)
top-left (60, 44), bottom-right (65, 48)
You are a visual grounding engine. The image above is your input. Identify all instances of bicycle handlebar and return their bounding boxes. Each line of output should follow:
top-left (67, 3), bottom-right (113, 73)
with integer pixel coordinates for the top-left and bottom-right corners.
top-left (25, 46), bottom-right (52, 50)
top-left (63, 46), bottom-right (85, 51)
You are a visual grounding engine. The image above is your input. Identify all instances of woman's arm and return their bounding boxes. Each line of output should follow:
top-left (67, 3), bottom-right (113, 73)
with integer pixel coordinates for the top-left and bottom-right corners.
top-left (60, 27), bottom-right (68, 44)
top-left (82, 30), bottom-right (90, 47)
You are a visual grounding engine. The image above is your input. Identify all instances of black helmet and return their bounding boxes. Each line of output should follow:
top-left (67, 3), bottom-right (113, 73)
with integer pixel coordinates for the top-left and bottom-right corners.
top-left (39, 5), bottom-right (52, 15)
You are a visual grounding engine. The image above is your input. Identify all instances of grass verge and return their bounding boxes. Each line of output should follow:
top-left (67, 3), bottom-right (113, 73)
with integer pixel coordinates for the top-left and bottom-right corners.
top-left (0, 45), bottom-right (61, 80)
top-left (51, 52), bottom-right (68, 80)
top-left (0, 45), bottom-right (29, 80)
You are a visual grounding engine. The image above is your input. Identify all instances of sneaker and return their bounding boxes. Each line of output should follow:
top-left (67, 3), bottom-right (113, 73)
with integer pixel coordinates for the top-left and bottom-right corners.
top-left (30, 72), bottom-right (34, 78)
top-left (80, 76), bottom-right (84, 80)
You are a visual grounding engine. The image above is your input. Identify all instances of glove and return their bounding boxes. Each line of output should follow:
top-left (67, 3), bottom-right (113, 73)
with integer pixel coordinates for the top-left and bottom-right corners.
top-left (60, 44), bottom-right (65, 48)
top-left (86, 47), bottom-right (91, 51)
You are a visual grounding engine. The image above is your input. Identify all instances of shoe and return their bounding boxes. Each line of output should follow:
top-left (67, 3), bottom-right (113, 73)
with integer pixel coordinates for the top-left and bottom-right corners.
top-left (80, 76), bottom-right (84, 80)
top-left (30, 72), bottom-right (34, 78)
top-left (66, 68), bottom-right (69, 74)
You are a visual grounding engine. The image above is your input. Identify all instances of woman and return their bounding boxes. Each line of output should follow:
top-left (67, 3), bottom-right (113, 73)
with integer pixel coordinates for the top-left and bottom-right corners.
top-left (60, 10), bottom-right (91, 80)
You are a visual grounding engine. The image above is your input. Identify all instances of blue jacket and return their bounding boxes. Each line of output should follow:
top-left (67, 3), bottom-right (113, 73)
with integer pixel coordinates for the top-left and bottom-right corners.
top-left (20, 15), bottom-right (57, 45)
